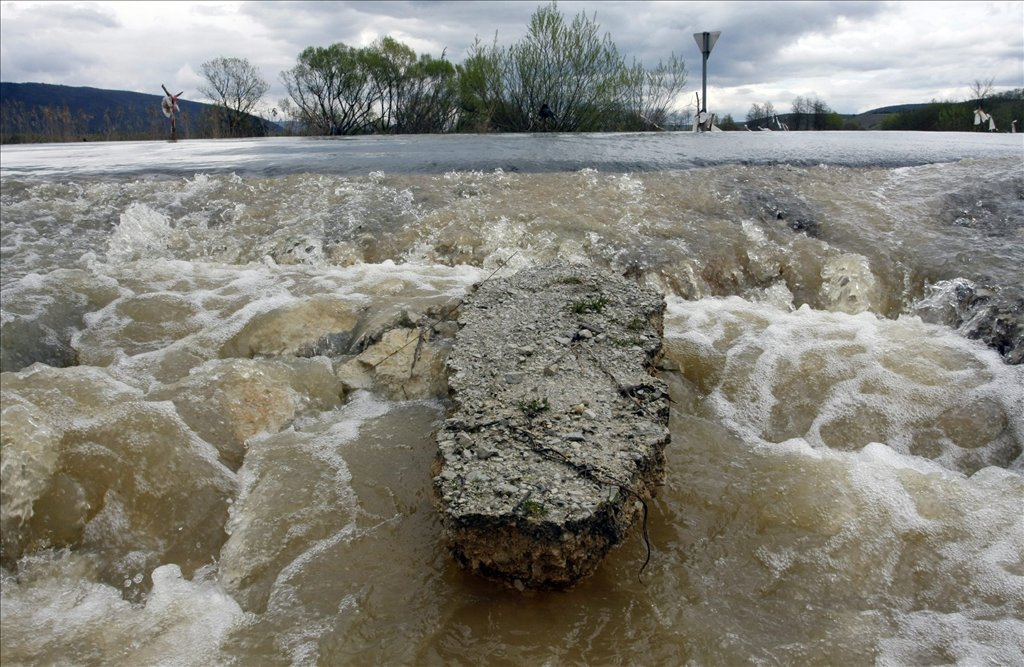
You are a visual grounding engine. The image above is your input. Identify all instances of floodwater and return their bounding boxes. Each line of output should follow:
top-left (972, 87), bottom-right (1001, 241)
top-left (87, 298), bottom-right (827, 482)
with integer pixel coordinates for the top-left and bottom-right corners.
top-left (2, 131), bottom-right (1022, 665)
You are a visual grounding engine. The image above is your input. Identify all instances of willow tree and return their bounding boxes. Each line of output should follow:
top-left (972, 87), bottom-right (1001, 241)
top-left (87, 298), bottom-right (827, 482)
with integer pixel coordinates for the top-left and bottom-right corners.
top-left (394, 54), bottom-right (460, 133)
top-left (362, 36), bottom-right (417, 132)
top-left (279, 43), bottom-right (375, 135)
top-left (199, 56), bottom-right (269, 137)
top-left (457, 35), bottom-right (508, 132)
top-left (459, 2), bottom-right (686, 132)
top-left (361, 37), bottom-right (460, 133)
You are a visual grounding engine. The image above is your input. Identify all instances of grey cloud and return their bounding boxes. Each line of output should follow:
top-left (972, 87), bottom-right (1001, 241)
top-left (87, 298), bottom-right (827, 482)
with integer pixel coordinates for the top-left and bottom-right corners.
top-left (2, 50), bottom-right (81, 81)
top-left (43, 3), bottom-right (121, 29)
top-left (1, 0), bottom-right (1019, 119)
top-left (237, 0), bottom-right (891, 76)
top-left (5, 2), bottom-right (121, 31)
top-left (239, 0), bottom-right (533, 59)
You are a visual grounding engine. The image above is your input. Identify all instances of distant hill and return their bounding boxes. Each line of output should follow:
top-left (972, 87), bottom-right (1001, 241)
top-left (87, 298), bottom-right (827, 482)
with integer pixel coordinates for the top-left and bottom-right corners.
top-left (732, 99), bottom-right (1017, 132)
top-left (846, 104), bottom-right (931, 130)
top-left (1, 82), bottom-right (279, 142)
top-left (863, 91), bottom-right (1022, 132)
top-left (861, 103), bottom-right (931, 115)
top-left (724, 103), bottom-right (932, 132)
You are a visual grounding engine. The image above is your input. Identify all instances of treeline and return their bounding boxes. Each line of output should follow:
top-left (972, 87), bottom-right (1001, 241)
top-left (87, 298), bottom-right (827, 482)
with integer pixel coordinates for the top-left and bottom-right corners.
top-left (880, 89), bottom-right (1023, 132)
top-left (0, 96), bottom-right (271, 144)
top-left (786, 96), bottom-right (845, 130)
top-left (1, 2), bottom-right (687, 143)
top-left (279, 2), bottom-right (687, 135)
top-left (724, 96), bottom-right (845, 131)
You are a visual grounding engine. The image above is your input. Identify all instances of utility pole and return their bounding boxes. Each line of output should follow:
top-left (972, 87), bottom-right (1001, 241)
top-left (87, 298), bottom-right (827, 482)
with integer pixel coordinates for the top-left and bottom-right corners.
top-left (692, 31), bottom-right (721, 129)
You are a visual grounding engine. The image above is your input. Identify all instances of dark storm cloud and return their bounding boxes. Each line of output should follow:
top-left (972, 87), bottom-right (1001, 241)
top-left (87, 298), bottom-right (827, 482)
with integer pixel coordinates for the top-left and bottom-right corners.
top-left (237, 1), bottom-right (894, 85)
top-left (670, 1), bottom-right (888, 84)
top-left (551, 1), bottom-right (882, 73)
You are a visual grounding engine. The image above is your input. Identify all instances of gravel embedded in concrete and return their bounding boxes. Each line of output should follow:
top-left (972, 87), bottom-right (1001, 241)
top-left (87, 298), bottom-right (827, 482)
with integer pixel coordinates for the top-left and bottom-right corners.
top-left (433, 262), bottom-right (670, 589)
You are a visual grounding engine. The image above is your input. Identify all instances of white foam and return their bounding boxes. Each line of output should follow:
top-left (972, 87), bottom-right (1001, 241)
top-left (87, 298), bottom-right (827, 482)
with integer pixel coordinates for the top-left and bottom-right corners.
top-left (0, 555), bottom-right (248, 666)
top-left (665, 295), bottom-right (1024, 475)
top-left (879, 608), bottom-right (1024, 666)
top-left (0, 402), bottom-right (61, 529)
top-left (107, 203), bottom-right (175, 264)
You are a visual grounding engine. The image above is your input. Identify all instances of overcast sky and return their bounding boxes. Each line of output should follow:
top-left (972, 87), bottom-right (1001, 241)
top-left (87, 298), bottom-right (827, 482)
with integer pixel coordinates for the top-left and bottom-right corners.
top-left (2, 1), bottom-right (1022, 120)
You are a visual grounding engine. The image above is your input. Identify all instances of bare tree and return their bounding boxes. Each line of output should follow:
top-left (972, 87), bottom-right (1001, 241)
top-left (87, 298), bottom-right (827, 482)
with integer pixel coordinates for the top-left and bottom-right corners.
top-left (791, 96), bottom-right (810, 129)
top-left (199, 56), bottom-right (269, 137)
top-left (621, 53), bottom-right (688, 130)
top-left (747, 102), bottom-right (765, 122)
top-left (969, 77), bottom-right (995, 103)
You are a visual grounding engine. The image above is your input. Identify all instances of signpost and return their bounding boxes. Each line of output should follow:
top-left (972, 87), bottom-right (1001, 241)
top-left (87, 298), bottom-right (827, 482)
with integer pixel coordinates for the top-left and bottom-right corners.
top-left (161, 84), bottom-right (183, 142)
top-left (692, 31), bottom-right (720, 115)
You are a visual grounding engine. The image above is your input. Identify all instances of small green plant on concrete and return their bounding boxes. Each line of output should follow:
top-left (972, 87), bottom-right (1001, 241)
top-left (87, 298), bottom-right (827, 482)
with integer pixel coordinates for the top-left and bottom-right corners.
top-left (519, 397), bottom-right (550, 418)
top-left (570, 295), bottom-right (609, 314)
top-left (626, 316), bottom-right (647, 331)
top-left (520, 499), bottom-right (547, 518)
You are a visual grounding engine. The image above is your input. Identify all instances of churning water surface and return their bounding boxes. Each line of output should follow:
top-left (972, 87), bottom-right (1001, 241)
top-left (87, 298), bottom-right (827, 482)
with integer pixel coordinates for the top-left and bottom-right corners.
top-left (1, 131), bottom-right (1022, 666)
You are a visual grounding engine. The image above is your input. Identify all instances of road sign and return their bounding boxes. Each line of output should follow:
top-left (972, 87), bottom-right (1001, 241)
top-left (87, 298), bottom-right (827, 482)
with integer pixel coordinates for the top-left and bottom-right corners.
top-left (692, 31), bottom-right (721, 115)
top-left (693, 31), bottom-right (721, 56)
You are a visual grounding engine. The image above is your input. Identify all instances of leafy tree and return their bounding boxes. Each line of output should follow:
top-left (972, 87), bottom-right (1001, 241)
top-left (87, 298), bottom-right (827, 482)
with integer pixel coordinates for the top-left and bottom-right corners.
top-left (880, 90), bottom-right (1022, 132)
top-left (361, 37), bottom-right (460, 133)
top-left (457, 36), bottom-right (506, 132)
top-left (717, 113), bottom-right (738, 131)
top-left (281, 38), bottom-right (458, 135)
top-left (362, 36), bottom-right (417, 132)
top-left (937, 103), bottom-right (972, 131)
top-left (199, 56), bottom-right (269, 137)
top-left (510, 2), bottom-right (628, 131)
top-left (280, 43), bottom-right (375, 135)
top-left (819, 110), bottom-right (844, 130)
top-left (395, 53), bottom-right (460, 133)
top-left (458, 1), bottom-right (685, 132)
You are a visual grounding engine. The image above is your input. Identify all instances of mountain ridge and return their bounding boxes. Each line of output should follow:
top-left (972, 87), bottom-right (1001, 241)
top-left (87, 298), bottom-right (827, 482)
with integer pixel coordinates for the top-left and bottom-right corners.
top-left (1, 81), bottom-right (276, 141)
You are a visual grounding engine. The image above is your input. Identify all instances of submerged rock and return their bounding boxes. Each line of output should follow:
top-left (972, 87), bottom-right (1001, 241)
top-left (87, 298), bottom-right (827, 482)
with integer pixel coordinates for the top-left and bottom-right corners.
top-left (219, 296), bottom-right (362, 359)
top-left (912, 278), bottom-right (1023, 365)
top-left (336, 326), bottom-right (452, 400)
top-left (747, 192), bottom-right (820, 236)
top-left (433, 262), bottom-right (670, 589)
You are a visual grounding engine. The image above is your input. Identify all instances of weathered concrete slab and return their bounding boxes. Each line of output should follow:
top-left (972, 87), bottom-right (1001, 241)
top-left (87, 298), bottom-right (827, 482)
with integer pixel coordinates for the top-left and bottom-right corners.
top-left (433, 262), bottom-right (670, 589)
